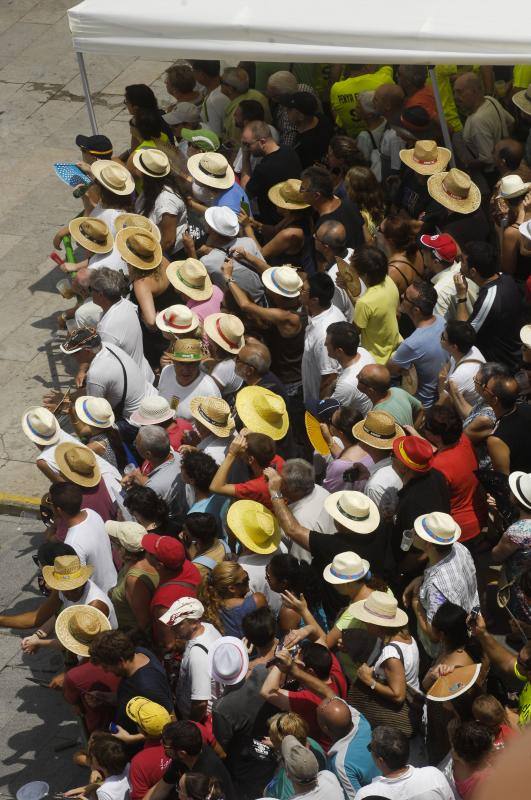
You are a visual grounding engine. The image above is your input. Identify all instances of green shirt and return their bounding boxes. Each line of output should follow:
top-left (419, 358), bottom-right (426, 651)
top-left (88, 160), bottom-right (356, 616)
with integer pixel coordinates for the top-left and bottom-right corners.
top-left (375, 387), bottom-right (422, 427)
top-left (514, 663), bottom-right (531, 726)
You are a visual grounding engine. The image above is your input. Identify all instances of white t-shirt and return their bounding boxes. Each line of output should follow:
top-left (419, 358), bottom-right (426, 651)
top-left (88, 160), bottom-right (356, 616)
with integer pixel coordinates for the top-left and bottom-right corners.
top-left (88, 245), bottom-right (128, 276)
top-left (431, 262), bottom-right (478, 320)
top-left (447, 346), bottom-right (485, 405)
top-left (135, 188), bottom-right (187, 254)
top-left (258, 771), bottom-right (344, 800)
top-left (364, 457), bottom-right (403, 514)
top-left (374, 638), bottom-right (420, 691)
top-left (197, 433), bottom-right (229, 465)
top-left (200, 85), bottom-right (230, 136)
top-left (64, 509), bottom-right (117, 595)
top-left (157, 367), bottom-right (220, 420)
top-left (332, 348), bottom-right (375, 416)
top-left (176, 622), bottom-right (222, 718)
top-left (90, 205), bottom-right (124, 235)
top-left (208, 358), bottom-right (243, 397)
top-left (97, 298), bottom-right (154, 383)
top-left (355, 765), bottom-right (455, 800)
top-left (87, 343), bottom-right (158, 420)
top-left (287, 485), bottom-right (335, 563)
top-left (60, 578), bottom-right (118, 629)
top-left (302, 305), bottom-right (346, 404)
top-left (96, 766), bottom-right (130, 800)
top-left (38, 429), bottom-right (78, 471)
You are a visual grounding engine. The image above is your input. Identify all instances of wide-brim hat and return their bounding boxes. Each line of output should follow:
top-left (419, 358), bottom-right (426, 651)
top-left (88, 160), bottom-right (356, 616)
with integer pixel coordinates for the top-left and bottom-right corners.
top-left (42, 555), bottom-right (94, 591)
top-left (427, 169), bottom-right (481, 214)
top-left (75, 396), bottom-right (115, 429)
top-left (167, 338), bottom-right (203, 362)
top-left (69, 217), bottom-right (113, 254)
top-left (55, 604), bottom-right (111, 657)
top-left (105, 520), bottom-right (147, 553)
top-left (497, 174), bottom-right (531, 199)
top-left (520, 324), bottom-right (531, 349)
top-left (227, 499), bottom-right (281, 555)
top-left (235, 386), bottom-right (289, 441)
top-left (324, 491), bottom-right (380, 534)
top-left (166, 258), bottom-right (213, 301)
top-left (399, 139), bottom-right (451, 175)
top-left (91, 160), bottom-right (134, 196)
top-left (132, 148), bottom-right (170, 178)
top-left (189, 396), bottom-right (235, 437)
top-left (352, 411), bottom-right (404, 450)
top-left (115, 226), bottom-right (162, 271)
top-left (427, 663), bottom-right (482, 702)
top-left (129, 396), bottom-right (175, 426)
top-left (155, 304), bottom-right (199, 335)
top-left (204, 313), bottom-right (244, 354)
top-left (414, 511), bottom-right (461, 546)
top-left (347, 590), bottom-right (409, 628)
top-left (114, 213), bottom-right (161, 241)
top-left (268, 179), bottom-right (310, 210)
top-left (323, 551), bottom-right (370, 585)
top-left (508, 471), bottom-right (531, 512)
top-left (512, 84), bottom-right (531, 116)
top-left (21, 406), bottom-right (60, 446)
top-left (55, 442), bottom-right (101, 487)
top-left (187, 152), bottom-right (234, 190)
top-left (262, 266), bottom-right (303, 298)
top-left (209, 636), bottom-right (249, 685)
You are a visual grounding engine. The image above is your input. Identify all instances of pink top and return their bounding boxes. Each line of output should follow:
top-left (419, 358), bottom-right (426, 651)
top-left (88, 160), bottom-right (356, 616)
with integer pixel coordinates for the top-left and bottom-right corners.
top-left (187, 285), bottom-right (223, 323)
top-left (323, 454), bottom-right (375, 493)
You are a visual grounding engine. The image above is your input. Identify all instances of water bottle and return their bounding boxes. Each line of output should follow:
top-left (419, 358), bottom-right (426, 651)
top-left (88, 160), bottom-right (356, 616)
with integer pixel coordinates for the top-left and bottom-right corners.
top-left (123, 463), bottom-right (136, 476)
top-left (401, 528), bottom-right (415, 552)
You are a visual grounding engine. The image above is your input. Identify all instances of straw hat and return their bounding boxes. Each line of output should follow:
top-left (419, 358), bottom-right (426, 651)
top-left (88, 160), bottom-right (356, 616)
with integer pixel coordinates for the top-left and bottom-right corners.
top-left (132, 148), bottom-right (170, 178)
top-left (347, 590), bottom-right (409, 628)
top-left (155, 304), bottom-right (199, 335)
top-left (324, 490), bottom-right (380, 534)
top-left (114, 213), bottom-right (161, 241)
top-left (75, 396), bottom-right (115, 429)
top-left (115, 226), bottom-right (162, 270)
top-left (268, 179), bottom-right (310, 210)
top-left (427, 169), bottom-right (481, 214)
top-left (204, 313), bottom-right (245, 354)
top-left (189, 396), bottom-right (235, 437)
top-left (227, 499), bottom-right (281, 555)
top-left (42, 555), bottom-right (93, 591)
top-left (55, 443), bottom-right (101, 487)
top-left (508, 471), bottom-right (531, 512)
top-left (352, 410), bottom-right (404, 450)
top-left (129, 396), bottom-right (175, 426)
top-left (21, 406), bottom-right (60, 446)
top-left (187, 152), bottom-right (234, 189)
top-left (235, 386), bottom-right (289, 441)
top-left (209, 636), bottom-right (249, 685)
top-left (497, 174), bottom-right (531, 199)
top-left (69, 217), bottom-right (113, 254)
top-left (512, 83), bottom-right (531, 116)
top-left (91, 160), bottom-right (134, 195)
top-left (323, 551), bottom-right (370, 585)
top-left (55, 604), bottom-right (111, 657)
top-left (414, 511), bottom-right (461, 546)
top-left (262, 266), bottom-right (303, 298)
top-left (105, 520), bottom-right (147, 552)
top-left (427, 663), bottom-right (482, 702)
top-left (399, 140), bottom-right (451, 175)
top-left (304, 411), bottom-right (330, 456)
top-left (166, 258), bottom-right (213, 301)
top-left (126, 697), bottom-right (172, 737)
top-left (168, 338), bottom-right (203, 362)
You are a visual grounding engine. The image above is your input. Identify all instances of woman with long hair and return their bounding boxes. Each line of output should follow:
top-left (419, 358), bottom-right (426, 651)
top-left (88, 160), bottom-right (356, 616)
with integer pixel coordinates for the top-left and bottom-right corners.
top-left (379, 214), bottom-right (425, 296)
top-left (344, 166), bottom-right (385, 243)
top-left (491, 178), bottom-right (531, 279)
top-left (265, 554), bottom-right (328, 634)
top-left (198, 562), bottom-right (266, 638)
top-left (178, 774), bottom-right (225, 800)
top-left (325, 134), bottom-right (366, 193)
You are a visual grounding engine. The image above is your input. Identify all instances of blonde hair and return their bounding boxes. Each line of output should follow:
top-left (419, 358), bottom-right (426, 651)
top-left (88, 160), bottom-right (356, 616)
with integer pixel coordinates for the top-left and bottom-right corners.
top-left (197, 562), bottom-right (248, 634)
top-left (268, 712), bottom-right (309, 749)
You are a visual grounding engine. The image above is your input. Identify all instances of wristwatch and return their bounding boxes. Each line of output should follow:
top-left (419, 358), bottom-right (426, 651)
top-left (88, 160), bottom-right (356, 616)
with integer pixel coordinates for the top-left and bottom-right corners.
top-left (270, 491), bottom-right (284, 501)
top-left (226, 277), bottom-right (235, 286)
top-left (370, 679), bottom-right (376, 691)
top-left (457, 298), bottom-right (467, 304)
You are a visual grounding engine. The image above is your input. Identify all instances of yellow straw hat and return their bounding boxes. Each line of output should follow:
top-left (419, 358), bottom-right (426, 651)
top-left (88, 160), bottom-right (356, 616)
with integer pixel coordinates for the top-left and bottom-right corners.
top-left (235, 386), bottom-right (289, 441)
top-left (115, 226), bottom-right (162, 270)
top-left (55, 604), bottom-right (111, 657)
top-left (352, 410), bottom-right (404, 450)
top-left (268, 179), bottom-right (310, 210)
top-left (189, 396), bottom-right (235, 437)
top-left (227, 499), bottom-right (281, 555)
top-left (114, 213), bottom-right (161, 241)
top-left (42, 555), bottom-right (94, 592)
top-left (55, 443), bottom-right (101, 488)
top-left (427, 168), bottom-right (481, 214)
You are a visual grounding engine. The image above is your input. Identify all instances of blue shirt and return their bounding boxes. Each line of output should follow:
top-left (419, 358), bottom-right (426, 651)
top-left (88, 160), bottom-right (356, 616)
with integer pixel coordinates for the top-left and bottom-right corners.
top-left (327, 713), bottom-right (380, 800)
top-left (216, 182), bottom-right (251, 215)
top-left (390, 315), bottom-right (448, 406)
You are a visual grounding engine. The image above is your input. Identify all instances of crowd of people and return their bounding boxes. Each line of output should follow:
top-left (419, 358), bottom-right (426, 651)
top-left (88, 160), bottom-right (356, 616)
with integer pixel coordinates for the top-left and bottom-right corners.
top-left (4, 59), bottom-right (531, 800)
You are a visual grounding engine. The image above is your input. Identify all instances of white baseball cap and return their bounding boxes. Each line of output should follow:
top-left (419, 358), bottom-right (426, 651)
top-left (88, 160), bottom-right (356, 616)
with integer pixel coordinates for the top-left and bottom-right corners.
top-left (159, 597), bottom-right (204, 626)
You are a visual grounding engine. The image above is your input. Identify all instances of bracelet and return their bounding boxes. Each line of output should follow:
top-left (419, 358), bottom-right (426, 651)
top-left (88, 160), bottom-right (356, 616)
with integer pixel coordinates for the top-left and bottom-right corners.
top-left (36, 629), bottom-right (47, 640)
top-left (270, 491), bottom-right (284, 501)
top-left (457, 298), bottom-right (467, 304)
top-left (226, 277), bottom-right (234, 285)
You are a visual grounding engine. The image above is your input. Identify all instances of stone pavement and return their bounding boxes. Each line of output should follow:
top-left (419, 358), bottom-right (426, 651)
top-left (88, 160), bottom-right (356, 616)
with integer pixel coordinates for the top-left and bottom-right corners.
top-left (0, 0), bottom-right (177, 498)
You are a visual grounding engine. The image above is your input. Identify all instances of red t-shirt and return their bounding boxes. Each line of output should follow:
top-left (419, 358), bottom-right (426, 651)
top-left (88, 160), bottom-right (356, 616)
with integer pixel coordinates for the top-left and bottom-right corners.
top-left (404, 85), bottom-right (439, 122)
top-left (432, 434), bottom-right (487, 541)
top-left (287, 653), bottom-right (347, 750)
top-left (168, 419), bottom-right (194, 450)
top-left (63, 661), bottom-right (121, 734)
top-left (130, 741), bottom-right (172, 800)
top-left (150, 559), bottom-right (202, 612)
top-left (234, 455), bottom-right (285, 509)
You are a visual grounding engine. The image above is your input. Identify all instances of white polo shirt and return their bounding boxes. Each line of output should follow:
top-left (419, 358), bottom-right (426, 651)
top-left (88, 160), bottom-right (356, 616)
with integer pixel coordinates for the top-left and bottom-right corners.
top-left (302, 304), bottom-right (346, 404)
top-left (355, 765), bottom-right (454, 800)
top-left (86, 343), bottom-right (158, 420)
top-left (97, 298), bottom-right (154, 383)
top-left (332, 348), bottom-right (375, 416)
top-left (64, 509), bottom-right (117, 595)
top-left (447, 345), bottom-right (485, 404)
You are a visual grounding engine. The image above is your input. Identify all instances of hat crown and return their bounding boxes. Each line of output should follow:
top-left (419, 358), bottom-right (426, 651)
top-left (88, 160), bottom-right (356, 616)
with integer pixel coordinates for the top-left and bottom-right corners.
top-left (361, 410), bottom-right (397, 439)
top-left (171, 337), bottom-right (202, 359)
top-left (217, 313), bottom-right (245, 343)
top-left (64, 445), bottom-right (96, 476)
top-left (273, 266), bottom-right (303, 293)
top-left (256, 392), bottom-right (286, 423)
top-left (140, 148), bottom-right (169, 174)
top-left (118, 214), bottom-right (152, 231)
top-left (164, 305), bottom-right (194, 327)
top-left (53, 554), bottom-right (83, 577)
top-left (137, 395), bottom-right (173, 421)
top-left (443, 168), bottom-right (471, 199)
top-left (101, 163), bottom-right (129, 190)
top-left (212, 640), bottom-right (246, 681)
top-left (364, 590), bottom-right (400, 620)
top-left (412, 139), bottom-right (438, 164)
top-left (499, 174), bottom-right (529, 197)
top-left (242, 507), bottom-right (276, 544)
top-left (330, 551), bottom-right (368, 580)
top-left (79, 218), bottom-right (109, 242)
top-left (279, 179), bottom-right (305, 203)
top-left (82, 397), bottom-right (113, 425)
top-left (26, 407), bottom-right (57, 437)
top-left (68, 608), bottom-right (103, 643)
top-left (197, 397), bottom-right (231, 425)
top-left (129, 231), bottom-right (157, 257)
top-left (179, 258), bottom-right (207, 288)
top-left (336, 491), bottom-right (371, 521)
top-left (420, 511), bottom-right (459, 543)
top-left (199, 152), bottom-right (229, 177)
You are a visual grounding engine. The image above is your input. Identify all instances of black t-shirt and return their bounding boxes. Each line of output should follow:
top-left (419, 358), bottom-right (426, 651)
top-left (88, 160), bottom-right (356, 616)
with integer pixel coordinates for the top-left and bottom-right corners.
top-left (393, 469), bottom-right (451, 562)
top-left (246, 146), bottom-right (302, 224)
top-left (317, 196), bottom-right (365, 251)
top-left (294, 115), bottom-right (334, 169)
top-left (116, 648), bottom-right (173, 733)
top-left (163, 745), bottom-right (235, 800)
top-left (396, 171), bottom-right (437, 220)
top-left (494, 402), bottom-right (531, 473)
top-left (420, 203), bottom-right (491, 250)
top-left (469, 273), bottom-right (522, 370)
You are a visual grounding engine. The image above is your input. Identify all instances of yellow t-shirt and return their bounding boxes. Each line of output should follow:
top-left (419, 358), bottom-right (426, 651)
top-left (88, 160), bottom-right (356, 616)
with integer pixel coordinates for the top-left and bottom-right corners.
top-left (513, 65), bottom-right (531, 90)
top-left (353, 275), bottom-right (401, 364)
top-left (514, 662), bottom-right (531, 726)
top-left (330, 66), bottom-right (394, 137)
top-left (432, 65), bottom-right (463, 133)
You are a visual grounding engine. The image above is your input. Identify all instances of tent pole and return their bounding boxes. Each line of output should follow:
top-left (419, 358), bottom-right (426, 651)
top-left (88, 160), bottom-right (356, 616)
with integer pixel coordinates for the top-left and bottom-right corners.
top-left (428, 67), bottom-right (455, 168)
top-left (76, 52), bottom-right (98, 135)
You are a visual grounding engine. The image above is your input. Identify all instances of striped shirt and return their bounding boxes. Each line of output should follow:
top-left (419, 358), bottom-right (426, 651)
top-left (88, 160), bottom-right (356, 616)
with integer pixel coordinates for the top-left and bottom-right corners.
top-left (419, 542), bottom-right (479, 622)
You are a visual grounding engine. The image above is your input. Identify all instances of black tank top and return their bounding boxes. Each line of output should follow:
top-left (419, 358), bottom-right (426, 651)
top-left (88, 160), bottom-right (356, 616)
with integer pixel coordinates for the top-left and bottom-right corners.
top-left (266, 309), bottom-right (308, 385)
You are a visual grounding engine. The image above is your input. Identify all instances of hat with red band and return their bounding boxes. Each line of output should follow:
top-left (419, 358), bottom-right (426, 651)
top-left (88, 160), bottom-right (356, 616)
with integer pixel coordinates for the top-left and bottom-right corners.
top-left (420, 233), bottom-right (458, 263)
top-left (142, 534), bottom-right (185, 569)
top-left (392, 435), bottom-right (434, 473)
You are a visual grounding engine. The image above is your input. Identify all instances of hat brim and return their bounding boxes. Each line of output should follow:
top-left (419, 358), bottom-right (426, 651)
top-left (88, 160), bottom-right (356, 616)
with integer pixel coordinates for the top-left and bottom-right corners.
top-left (115, 227), bottom-right (162, 271)
top-left (227, 500), bottom-right (281, 555)
top-left (392, 437), bottom-right (432, 472)
top-left (55, 442), bottom-right (101, 488)
top-left (304, 411), bottom-right (330, 456)
top-left (155, 307), bottom-right (199, 335)
top-left (105, 521), bottom-right (145, 552)
top-left (132, 149), bottom-right (170, 178)
top-left (267, 182), bottom-right (310, 210)
top-left (323, 558), bottom-right (370, 584)
top-left (187, 153), bottom-right (234, 189)
top-left (324, 492), bottom-right (380, 534)
top-left (42, 563), bottom-right (94, 592)
top-left (427, 663), bottom-right (482, 702)
top-left (399, 147), bottom-right (452, 175)
top-left (55, 604), bottom-right (111, 657)
top-left (235, 387), bottom-right (289, 441)
top-left (352, 419), bottom-right (405, 450)
top-left (208, 636), bottom-right (249, 685)
top-left (498, 183), bottom-right (531, 199)
top-left (520, 325), bottom-right (531, 349)
top-left (203, 313), bottom-right (244, 354)
top-left (114, 214), bottom-right (161, 241)
top-left (69, 218), bottom-right (113, 254)
top-left (346, 596), bottom-right (409, 628)
top-left (512, 90), bottom-right (531, 116)
top-left (166, 261), bottom-right (213, 301)
top-left (427, 172), bottom-right (481, 214)
top-left (75, 396), bottom-right (115, 429)
top-left (413, 513), bottom-right (461, 545)
top-left (91, 160), bottom-right (135, 195)
top-left (21, 408), bottom-right (60, 447)
top-left (508, 471), bottom-right (531, 511)
top-left (262, 267), bottom-right (302, 298)
top-left (189, 397), bottom-right (235, 438)
top-left (129, 408), bottom-right (175, 426)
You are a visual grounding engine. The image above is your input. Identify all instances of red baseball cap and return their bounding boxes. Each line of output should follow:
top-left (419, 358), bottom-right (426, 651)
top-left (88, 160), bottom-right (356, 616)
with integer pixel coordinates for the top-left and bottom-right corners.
top-left (419, 233), bottom-right (458, 263)
top-left (392, 436), bottom-right (434, 473)
top-left (142, 534), bottom-right (185, 569)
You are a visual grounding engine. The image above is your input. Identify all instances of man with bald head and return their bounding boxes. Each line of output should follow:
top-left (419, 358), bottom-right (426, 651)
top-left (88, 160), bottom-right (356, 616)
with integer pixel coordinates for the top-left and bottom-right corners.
top-left (494, 138), bottom-right (531, 181)
top-left (317, 698), bottom-right (379, 799)
top-left (357, 364), bottom-right (424, 429)
top-left (373, 84), bottom-right (407, 182)
top-left (314, 220), bottom-right (356, 319)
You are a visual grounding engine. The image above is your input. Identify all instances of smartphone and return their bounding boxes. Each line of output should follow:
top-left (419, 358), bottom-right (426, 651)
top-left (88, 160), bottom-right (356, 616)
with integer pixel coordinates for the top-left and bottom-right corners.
top-left (467, 606), bottom-right (481, 629)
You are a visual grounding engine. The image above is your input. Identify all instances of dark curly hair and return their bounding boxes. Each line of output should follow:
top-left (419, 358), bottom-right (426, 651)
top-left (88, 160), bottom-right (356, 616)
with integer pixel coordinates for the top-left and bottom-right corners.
top-left (181, 450), bottom-right (218, 492)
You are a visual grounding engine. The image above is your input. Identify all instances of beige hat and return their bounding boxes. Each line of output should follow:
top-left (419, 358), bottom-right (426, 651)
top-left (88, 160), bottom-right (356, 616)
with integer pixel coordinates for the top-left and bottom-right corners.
top-left (55, 604), bottom-right (111, 657)
top-left (323, 551), bottom-right (370, 585)
top-left (204, 313), bottom-right (245, 354)
top-left (427, 663), bottom-right (482, 702)
top-left (42, 555), bottom-right (93, 592)
top-left (268, 179), bottom-right (310, 210)
top-left (352, 410), bottom-right (404, 450)
top-left (227, 499), bottom-right (281, 555)
top-left (21, 406), bottom-right (60, 446)
top-left (414, 511), bottom-right (461, 546)
top-left (399, 140), bottom-right (452, 176)
top-left (129, 395), bottom-right (175, 426)
top-left (187, 152), bottom-right (234, 190)
top-left (520, 324), bottom-right (531, 349)
top-left (235, 386), bottom-right (289, 441)
top-left (159, 597), bottom-right (204, 626)
top-left (132, 148), bottom-right (171, 178)
top-left (427, 169), bottom-right (481, 214)
top-left (512, 83), bottom-right (531, 116)
top-left (168, 338), bottom-right (203, 362)
top-left (55, 443), bottom-right (101, 488)
top-left (91, 160), bottom-right (134, 195)
top-left (166, 258), bottom-right (213, 301)
top-left (75, 396), bottom-right (115, 429)
top-left (115, 226), bottom-right (162, 270)
top-left (69, 217), bottom-right (113, 254)
top-left (497, 174), bottom-right (531, 199)
top-left (262, 266), bottom-right (303, 298)
top-left (324, 490), bottom-right (380, 534)
top-left (155, 304), bottom-right (199, 335)
top-left (114, 213), bottom-right (161, 241)
top-left (105, 520), bottom-right (147, 552)
top-left (347, 590), bottom-right (409, 628)
top-left (189, 396), bottom-right (235, 437)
